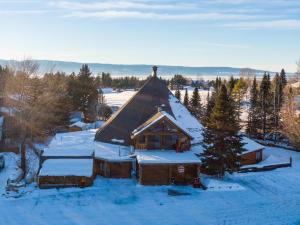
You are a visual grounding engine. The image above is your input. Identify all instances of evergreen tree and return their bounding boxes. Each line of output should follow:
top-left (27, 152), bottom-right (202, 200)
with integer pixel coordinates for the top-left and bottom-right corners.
top-left (175, 88), bottom-right (181, 101)
top-left (247, 77), bottom-right (260, 136)
top-left (227, 76), bottom-right (237, 94)
top-left (189, 87), bottom-right (202, 119)
top-left (201, 85), bottom-right (243, 177)
top-left (68, 64), bottom-right (99, 122)
top-left (259, 72), bottom-right (272, 135)
top-left (183, 88), bottom-right (189, 107)
top-left (231, 78), bottom-right (247, 121)
top-left (273, 73), bottom-right (281, 131)
top-left (280, 69), bottom-right (287, 87)
top-left (204, 91), bottom-right (215, 126)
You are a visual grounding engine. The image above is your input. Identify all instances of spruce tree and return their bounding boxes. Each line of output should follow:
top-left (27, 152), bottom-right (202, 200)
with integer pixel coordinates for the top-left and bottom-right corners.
top-left (201, 84), bottom-right (243, 177)
top-left (247, 77), bottom-right (260, 136)
top-left (189, 87), bottom-right (202, 119)
top-left (259, 72), bottom-right (272, 135)
top-left (183, 88), bottom-right (189, 107)
top-left (280, 69), bottom-right (287, 87)
top-left (175, 88), bottom-right (181, 101)
top-left (228, 76), bottom-right (236, 94)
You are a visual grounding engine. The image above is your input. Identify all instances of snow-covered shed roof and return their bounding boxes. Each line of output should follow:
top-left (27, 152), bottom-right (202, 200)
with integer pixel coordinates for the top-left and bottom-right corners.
top-left (136, 150), bottom-right (201, 164)
top-left (69, 121), bottom-right (87, 128)
top-left (39, 159), bottom-right (93, 177)
top-left (42, 146), bottom-right (94, 157)
top-left (132, 110), bottom-right (192, 139)
top-left (46, 129), bottom-right (133, 162)
top-left (192, 137), bottom-right (264, 155)
top-left (242, 137), bottom-right (264, 154)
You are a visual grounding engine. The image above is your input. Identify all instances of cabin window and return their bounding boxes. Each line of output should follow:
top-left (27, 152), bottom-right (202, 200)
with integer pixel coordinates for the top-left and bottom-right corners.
top-left (147, 135), bottom-right (161, 149)
top-left (163, 135), bottom-right (178, 149)
top-left (138, 135), bottom-right (146, 144)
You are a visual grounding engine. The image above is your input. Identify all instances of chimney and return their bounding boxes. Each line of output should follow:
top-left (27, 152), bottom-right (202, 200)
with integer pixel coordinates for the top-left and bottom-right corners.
top-left (152, 66), bottom-right (158, 77)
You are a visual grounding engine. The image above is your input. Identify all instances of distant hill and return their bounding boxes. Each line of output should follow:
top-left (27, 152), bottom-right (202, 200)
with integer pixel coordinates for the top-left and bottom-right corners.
top-left (0, 59), bottom-right (271, 78)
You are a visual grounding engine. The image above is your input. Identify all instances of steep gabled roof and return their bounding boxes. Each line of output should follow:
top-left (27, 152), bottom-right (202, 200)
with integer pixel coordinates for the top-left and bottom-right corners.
top-left (131, 110), bottom-right (193, 139)
top-left (95, 75), bottom-right (174, 145)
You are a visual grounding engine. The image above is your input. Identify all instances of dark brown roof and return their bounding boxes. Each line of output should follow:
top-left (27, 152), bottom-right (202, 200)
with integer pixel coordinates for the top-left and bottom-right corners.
top-left (95, 76), bottom-right (174, 145)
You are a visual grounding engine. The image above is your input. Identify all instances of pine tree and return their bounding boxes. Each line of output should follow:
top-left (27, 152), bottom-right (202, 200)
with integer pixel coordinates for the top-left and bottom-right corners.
top-left (247, 77), bottom-right (260, 136)
top-left (68, 64), bottom-right (99, 122)
top-left (189, 87), bottom-right (202, 119)
top-left (259, 72), bottom-right (272, 135)
top-left (228, 76), bottom-right (236, 94)
top-left (273, 73), bottom-right (281, 131)
top-left (201, 84), bottom-right (243, 177)
top-left (183, 88), bottom-right (189, 107)
top-left (280, 69), bottom-right (287, 87)
top-left (204, 91), bottom-right (215, 126)
top-left (175, 88), bottom-right (181, 101)
top-left (231, 78), bottom-right (247, 121)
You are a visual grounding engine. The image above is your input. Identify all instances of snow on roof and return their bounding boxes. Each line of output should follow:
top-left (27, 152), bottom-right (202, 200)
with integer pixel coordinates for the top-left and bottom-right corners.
top-left (132, 111), bottom-right (192, 138)
top-left (242, 137), bottom-right (264, 154)
top-left (46, 129), bottom-right (132, 161)
top-left (42, 146), bottom-right (94, 157)
top-left (136, 150), bottom-right (201, 164)
top-left (191, 137), bottom-right (264, 155)
top-left (39, 159), bottom-right (93, 177)
top-left (69, 121), bottom-right (87, 128)
top-left (169, 95), bottom-right (203, 144)
top-left (70, 111), bottom-right (84, 123)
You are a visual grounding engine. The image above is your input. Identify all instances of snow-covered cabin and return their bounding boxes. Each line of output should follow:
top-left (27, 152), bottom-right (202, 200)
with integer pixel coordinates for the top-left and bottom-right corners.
top-left (95, 66), bottom-right (202, 185)
top-left (38, 159), bottom-right (94, 188)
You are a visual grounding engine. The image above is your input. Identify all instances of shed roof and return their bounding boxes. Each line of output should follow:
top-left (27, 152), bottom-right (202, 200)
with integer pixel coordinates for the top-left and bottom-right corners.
top-left (39, 159), bottom-right (93, 177)
top-left (136, 150), bottom-right (201, 164)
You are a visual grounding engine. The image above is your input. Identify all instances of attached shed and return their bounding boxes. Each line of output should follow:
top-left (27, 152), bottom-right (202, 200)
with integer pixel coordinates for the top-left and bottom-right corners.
top-left (94, 145), bottom-right (134, 178)
top-left (241, 137), bottom-right (264, 165)
top-left (38, 159), bottom-right (94, 188)
top-left (136, 150), bottom-right (201, 185)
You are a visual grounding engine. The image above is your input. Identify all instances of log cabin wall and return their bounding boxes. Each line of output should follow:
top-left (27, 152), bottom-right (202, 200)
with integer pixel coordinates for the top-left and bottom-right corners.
top-left (94, 159), bottom-right (132, 178)
top-left (241, 149), bottom-right (263, 165)
top-left (133, 117), bottom-right (191, 151)
top-left (138, 163), bottom-right (200, 185)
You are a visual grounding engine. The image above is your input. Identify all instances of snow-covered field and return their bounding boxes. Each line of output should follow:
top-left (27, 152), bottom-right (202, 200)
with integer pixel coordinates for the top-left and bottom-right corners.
top-left (104, 88), bottom-right (210, 108)
top-left (0, 147), bottom-right (300, 225)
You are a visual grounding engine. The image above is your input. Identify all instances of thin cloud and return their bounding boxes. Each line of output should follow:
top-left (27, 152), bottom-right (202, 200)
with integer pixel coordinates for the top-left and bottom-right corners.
top-left (223, 19), bottom-right (300, 29)
top-left (50, 0), bottom-right (196, 11)
top-left (0, 9), bottom-right (48, 15)
top-left (64, 10), bottom-right (269, 21)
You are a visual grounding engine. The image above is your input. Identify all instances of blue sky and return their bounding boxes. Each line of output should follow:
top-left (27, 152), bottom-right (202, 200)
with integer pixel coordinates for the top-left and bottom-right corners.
top-left (0, 0), bottom-right (300, 72)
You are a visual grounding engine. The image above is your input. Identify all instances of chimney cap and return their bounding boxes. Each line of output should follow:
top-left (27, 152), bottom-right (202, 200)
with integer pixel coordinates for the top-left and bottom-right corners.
top-left (152, 66), bottom-right (158, 77)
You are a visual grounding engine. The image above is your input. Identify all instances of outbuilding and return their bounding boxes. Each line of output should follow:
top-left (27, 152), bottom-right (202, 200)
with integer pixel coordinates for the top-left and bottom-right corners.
top-left (38, 159), bottom-right (94, 188)
top-left (136, 150), bottom-right (201, 185)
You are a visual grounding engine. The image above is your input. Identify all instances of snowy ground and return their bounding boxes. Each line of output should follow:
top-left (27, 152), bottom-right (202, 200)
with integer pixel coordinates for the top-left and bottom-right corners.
top-left (103, 88), bottom-right (210, 108)
top-left (0, 146), bottom-right (300, 225)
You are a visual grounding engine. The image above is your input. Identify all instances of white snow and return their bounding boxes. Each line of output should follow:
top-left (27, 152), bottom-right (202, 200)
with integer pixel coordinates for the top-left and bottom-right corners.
top-left (44, 130), bottom-right (132, 162)
top-left (39, 159), bottom-right (93, 177)
top-left (1, 146), bottom-right (300, 224)
top-left (169, 95), bottom-right (203, 144)
top-left (0, 153), bottom-right (22, 195)
top-left (69, 121), bottom-right (87, 129)
top-left (104, 90), bottom-right (136, 107)
top-left (242, 136), bottom-right (264, 154)
top-left (241, 154), bottom-right (290, 169)
top-left (191, 137), bottom-right (264, 155)
top-left (136, 150), bottom-right (201, 164)
top-left (132, 111), bottom-right (191, 139)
